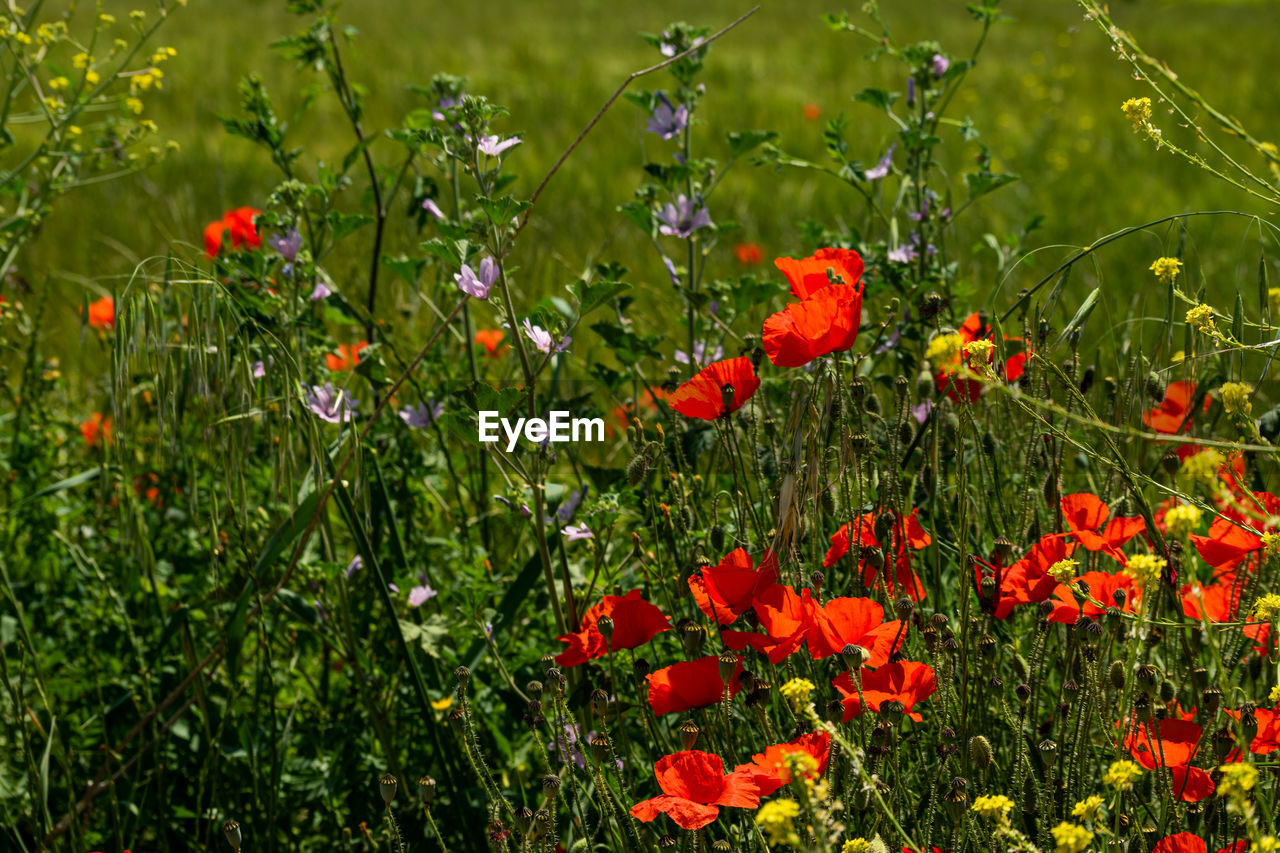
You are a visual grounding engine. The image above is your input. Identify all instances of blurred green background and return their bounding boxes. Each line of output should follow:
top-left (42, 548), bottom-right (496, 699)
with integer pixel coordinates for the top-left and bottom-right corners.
top-left (22, 0), bottom-right (1280, 384)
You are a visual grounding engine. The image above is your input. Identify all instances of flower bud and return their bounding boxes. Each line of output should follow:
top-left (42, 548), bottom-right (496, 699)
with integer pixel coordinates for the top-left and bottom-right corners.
top-left (379, 773), bottom-right (397, 806)
top-left (455, 665), bottom-right (470, 689)
top-left (717, 651), bottom-right (737, 683)
top-left (968, 735), bottom-right (993, 768)
top-left (679, 719), bottom-right (700, 749)
top-left (223, 819), bottom-right (242, 851)
top-left (418, 775), bottom-right (437, 807)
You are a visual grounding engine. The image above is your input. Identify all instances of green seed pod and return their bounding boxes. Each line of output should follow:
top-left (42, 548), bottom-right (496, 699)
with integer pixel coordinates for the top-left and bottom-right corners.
top-left (223, 819), bottom-right (242, 851)
top-left (1213, 726), bottom-right (1237, 761)
top-left (943, 787), bottom-right (968, 823)
top-left (589, 733), bottom-right (611, 764)
top-left (659, 835), bottom-right (678, 849)
top-left (626, 452), bottom-right (650, 486)
top-left (1109, 660), bottom-right (1126, 690)
top-left (379, 773), bottom-right (397, 806)
top-left (820, 487), bottom-right (836, 515)
top-left (418, 775), bottom-right (437, 807)
top-left (532, 809), bottom-right (552, 840)
top-left (1037, 739), bottom-right (1058, 766)
top-left (1202, 686), bottom-right (1222, 714)
top-left (881, 699), bottom-right (905, 726)
top-left (515, 806), bottom-right (534, 836)
top-left (590, 688), bottom-right (610, 718)
top-left (455, 665), bottom-right (470, 688)
top-left (541, 774), bottom-right (561, 798)
top-left (679, 719), bottom-right (700, 750)
top-left (709, 524), bottom-right (726, 551)
top-left (968, 735), bottom-right (993, 769)
top-left (841, 644), bottom-right (867, 671)
top-left (448, 708), bottom-right (466, 733)
top-left (864, 392), bottom-right (882, 415)
top-left (718, 651), bottom-right (737, 683)
top-left (679, 621), bottom-right (705, 657)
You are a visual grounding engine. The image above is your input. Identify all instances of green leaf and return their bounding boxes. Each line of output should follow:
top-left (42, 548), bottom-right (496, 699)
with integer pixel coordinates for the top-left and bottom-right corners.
top-left (400, 615), bottom-right (452, 660)
top-left (327, 211), bottom-right (374, 242)
top-left (590, 322), bottom-right (664, 362)
top-left (964, 170), bottom-right (1018, 199)
top-left (854, 88), bottom-right (896, 111)
top-left (573, 279), bottom-right (630, 317)
top-left (726, 130), bottom-right (777, 160)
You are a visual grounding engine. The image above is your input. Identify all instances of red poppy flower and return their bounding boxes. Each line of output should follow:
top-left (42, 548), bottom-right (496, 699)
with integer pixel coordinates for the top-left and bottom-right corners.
top-left (805, 596), bottom-right (903, 665)
top-left (326, 341), bottom-right (368, 372)
top-left (976, 534), bottom-right (1072, 619)
top-left (1181, 576), bottom-right (1243, 623)
top-left (1153, 835), bottom-right (1207, 853)
top-left (1218, 843), bottom-right (1248, 853)
top-left (734, 731), bottom-right (831, 796)
top-left (611, 387), bottom-right (670, 435)
top-left (1125, 718), bottom-right (1215, 801)
top-left (688, 547), bottom-right (779, 625)
top-left (1046, 570), bottom-right (1139, 624)
top-left (833, 660), bottom-right (937, 722)
top-left (647, 654), bottom-right (743, 716)
top-left (1168, 766), bottom-right (1216, 802)
top-left (1190, 491), bottom-right (1280, 573)
top-left (474, 328), bottom-right (507, 357)
top-left (762, 284), bottom-right (864, 368)
top-left (823, 509), bottom-right (932, 601)
top-left (670, 357), bottom-right (760, 420)
top-left (630, 750), bottom-right (761, 830)
top-left (734, 243), bottom-right (763, 266)
top-left (81, 412), bottom-right (112, 448)
top-left (803, 103), bottom-right (821, 121)
top-left (1225, 707), bottom-right (1280, 755)
top-left (204, 206), bottom-right (262, 258)
top-left (722, 584), bottom-right (811, 663)
top-left (773, 248), bottom-right (864, 300)
top-left (1144, 381), bottom-right (1208, 434)
top-left (555, 589), bottom-right (671, 667)
top-left (86, 296), bottom-right (115, 330)
top-left (1060, 493), bottom-right (1145, 562)
top-left (933, 313), bottom-right (1027, 404)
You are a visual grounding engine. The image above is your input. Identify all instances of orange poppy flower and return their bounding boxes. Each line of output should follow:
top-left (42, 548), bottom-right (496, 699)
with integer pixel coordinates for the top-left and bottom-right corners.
top-left (762, 284), bottom-right (863, 368)
top-left (773, 248), bottom-right (865, 300)
top-left (81, 412), bottom-right (112, 447)
top-left (86, 296), bottom-right (115, 330)
top-left (1059, 493), bottom-right (1145, 562)
top-left (688, 547), bottom-right (779, 625)
top-left (326, 341), bottom-right (368, 372)
top-left (554, 589), bottom-right (671, 667)
top-left (833, 660), bottom-right (937, 722)
top-left (1190, 490), bottom-right (1280, 572)
top-left (669, 357), bottom-right (760, 420)
top-left (1046, 570), bottom-right (1140, 624)
top-left (733, 731), bottom-right (830, 796)
top-left (975, 533), bottom-right (1073, 619)
top-left (823, 509), bottom-right (932, 601)
top-left (1225, 706), bottom-right (1280, 755)
top-left (204, 207), bottom-right (262, 258)
top-left (1144, 380), bottom-right (1208, 433)
top-left (1153, 835), bottom-right (1207, 853)
top-left (1124, 717), bottom-right (1215, 801)
top-left (803, 102), bottom-right (821, 121)
top-left (722, 584), bottom-right (811, 664)
top-left (647, 654), bottom-right (743, 716)
top-left (804, 595), bottom-right (903, 665)
top-left (474, 328), bottom-right (507, 357)
top-left (734, 242), bottom-right (763, 266)
top-left (630, 750), bottom-right (761, 831)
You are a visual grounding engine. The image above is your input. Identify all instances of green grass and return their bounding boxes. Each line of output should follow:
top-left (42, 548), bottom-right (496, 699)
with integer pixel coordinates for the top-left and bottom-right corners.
top-left (23, 0), bottom-right (1280, 385)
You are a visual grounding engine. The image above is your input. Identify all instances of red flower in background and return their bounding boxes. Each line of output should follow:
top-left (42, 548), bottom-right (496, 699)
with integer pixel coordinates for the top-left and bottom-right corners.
top-left (823, 509), bottom-right (932, 601)
top-left (1124, 717), bottom-right (1214, 802)
top-left (670, 357), bottom-right (760, 420)
top-left (630, 750), bottom-right (761, 830)
top-left (802, 103), bottom-right (821, 121)
top-left (1060, 493), bottom-right (1145, 562)
top-left (734, 243), bottom-right (763, 266)
top-left (773, 248), bottom-right (864, 300)
top-left (1181, 576), bottom-right (1243, 622)
top-left (1225, 707), bottom-right (1280, 755)
top-left (612, 387), bottom-right (670, 435)
top-left (647, 655), bottom-right (743, 716)
top-left (326, 341), bottom-right (368, 372)
top-left (734, 731), bottom-right (830, 795)
top-left (933, 312), bottom-right (1027, 404)
top-left (833, 660), bottom-right (937, 722)
top-left (805, 596), bottom-right (903, 665)
top-left (688, 547), bottom-right (779, 625)
top-left (204, 207), bottom-right (262, 258)
top-left (1144, 380), bottom-right (1207, 434)
top-left (722, 584), bottom-right (811, 663)
top-left (977, 534), bottom-right (1073, 619)
top-left (554, 589), bottom-right (670, 667)
top-left (81, 413), bottom-right (112, 448)
top-left (1152, 835), bottom-right (1206, 853)
top-left (762, 284), bottom-right (864, 367)
top-left (474, 329), bottom-right (507, 357)
top-left (1190, 491), bottom-right (1280, 573)
top-left (86, 296), bottom-right (115, 330)
top-left (1046, 570), bottom-right (1139, 624)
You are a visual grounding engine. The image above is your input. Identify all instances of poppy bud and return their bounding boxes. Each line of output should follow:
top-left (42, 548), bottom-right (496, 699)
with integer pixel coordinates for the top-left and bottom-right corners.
top-left (418, 775), bottom-right (437, 807)
top-left (1146, 372), bottom-right (1165, 403)
top-left (864, 392), bottom-right (882, 415)
top-left (626, 452), bottom-right (650, 486)
top-left (720, 383), bottom-right (736, 416)
top-left (821, 487), bottom-right (836, 514)
top-left (379, 773), bottom-right (398, 806)
top-left (1109, 660), bottom-right (1126, 690)
top-left (968, 735), bottom-right (993, 768)
top-left (662, 367), bottom-right (682, 392)
top-left (710, 524), bottom-right (726, 551)
top-left (1160, 680), bottom-right (1176, 703)
top-left (1016, 683), bottom-right (1031, 703)
top-left (898, 421), bottom-right (914, 444)
top-left (977, 634), bottom-right (997, 659)
top-left (223, 819), bottom-right (242, 851)
top-left (596, 614), bottom-right (615, 644)
top-left (590, 688), bottom-right (610, 718)
top-left (717, 651), bottom-right (737, 683)
top-left (1160, 451), bottom-right (1180, 476)
top-left (679, 719), bottom-right (700, 749)
top-left (809, 570), bottom-right (825, 591)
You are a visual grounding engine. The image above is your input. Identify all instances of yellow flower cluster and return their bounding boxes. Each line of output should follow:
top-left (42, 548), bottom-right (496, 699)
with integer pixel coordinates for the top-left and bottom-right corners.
top-left (756, 798), bottom-right (801, 846)
top-left (779, 678), bottom-right (816, 713)
top-left (1103, 759), bottom-right (1142, 792)
top-left (1122, 97), bottom-right (1152, 128)
top-left (1048, 558), bottom-right (1079, 583)
top-left (926, 332), bottom-right (964, 367)
top-left (842, 840), bottom-right (871, 853)
top-left (971, 794), bottom-right (1015, 821)
top-left (1219, 382), bottom-right (1254, 416)
top-left (1052, 822), bottom-right (1093, 853)
top-left (1149, 256), bottom-right (1182, 285)
top-left (1070, 795), bottom-right (1104, 820)
top-left (1125, 554), bottom-right (1166, 587)
top-left (1270, 684), bottom-right (1280, 703)
top-left (1216, 763), bottom-right (1258, 801)
top-left (964, 339), bottom-right (995, 366)
top-left (1253, 594), bottom-right (1280, 622)
top-left (1186, 303), bottom-right (1216, 333)
top-left (1254, 837), bottom-right (1279, 853)
top-left (1163, 504), bottom-right (1202, 538)
top-left (1179, 449), bottom-right (1225, 488)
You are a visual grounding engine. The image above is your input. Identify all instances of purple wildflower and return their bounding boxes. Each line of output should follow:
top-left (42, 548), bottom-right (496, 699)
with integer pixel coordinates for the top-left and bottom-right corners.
top-left (906, 77), bottom-right (916, 106)
top-left (674, 341), bottom-right (724, 365)
top-left (432, 95), bottom-right (461, 122)
top-left (422, 198), bottom-right (445, 220)
top-left (656, 195), bottom-right (713, 239)
top-left (887, 244), bottom-right (915, 264)
top-left (932, 53), bottom-right (951, 77)
top-left (478, 134), bottom-right (521, 157)
top-left (865, 143), bottom-right (896, 180)
top-left (310, 282), bottom-right (332, 302)
top-left (304, 382), bottom-right (358, 424)
top-left (455, 257), bottom-right (498, 300)
top-left (388, 583), bottom-right (399, 594)
top-left (251, 360), bottom-right (267, 379)
top-left (268, 228), bottom-right (302, 263)
top-left (912, 400), bottom-right (934, 424)
top-left (400, 400), bottom-right (443, 428)
top-left (408, 583), bottom-right (437, 607)
top-left (313, 599), bottom-right (326, 621)
top-left (345, 555), bottom-right (364, 579)
top-left (646, 93), bottom-right (688, 140)
top-left (561, 523), bottom-right (593, 541)
top-left (662, 255), bottom-right (681, 287)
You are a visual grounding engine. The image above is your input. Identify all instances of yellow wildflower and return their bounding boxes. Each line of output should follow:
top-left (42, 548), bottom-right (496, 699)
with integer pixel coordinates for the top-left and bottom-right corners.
top-left (926, 332), bottom-right (965, 367)
top-left (1149, 257), bottom-right (1182, 285)
top-left (843, 840), bottom-right (871, 853)
top-left (73, 52), bottom-right (92, 69)
top-left (99, 13), bottom-right (116, 24)
top-left (779, 678), bottom-right (816, 713)
top-left (1070, 795), bottom-right (1104, 820)
top-left (1048, 558), bottom-right (1079, 583)
top-left (1219, 382), bottom-right (1253, 416)
top-left (964, 339), bottom-right (995, 365)
top-left (48, 76), bottom-right (69, 91)
top-left (1255, 838), bottom-right (1279, 853)
top-left (1163, 504), bottom-right (1202, 538)
top-left (1217, 763), bottom-right (1258, 801)
top-left (1122, 97), bottom-right (1152, 129)
top-left (1253, 594), bottom-right (1280, 622)
top-left (1186, 303), bottom-right (1216, 332)
top-left (756, 798), bottom-right (801, 845)
top-left (1052, 822), bottom-right (1093, 853)
top-left (1179, 449), bottom-right (1225, 488)
top-left (85, 70), bottom-right (100, 85)
top-left (1125, 554), bottom-right (1166, 587)
top-left (430, 695), bottom-right (453, 711)
top-left (1270, 684), bottom-right (1280, 703)
top-left (126, 97), bottom-right (144, 114)
top-left (971, 794), bottom-right (1015, 821)
top-left (1103, 760), bottom-right (1142, 792)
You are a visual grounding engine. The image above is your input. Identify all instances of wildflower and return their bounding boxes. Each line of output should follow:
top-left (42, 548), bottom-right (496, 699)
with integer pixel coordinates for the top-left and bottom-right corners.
top-left (555, 589), bottom-right (670, 667)
top-left (326, 341), bottom-right (367, 372)
top-left (1190, 488), bottom-right (1280, 571)
top-left (656, 195), bottom-right (714, 239)
top-left (963, 339), bottom-right (995, 366)
top-left (430, 696), bottom-right (452, 711)
top-left (422, 198), bottom-right (445, 220)
top-left (86, 296), bottom-right (115, 330)
top-left (400, 400), bottom-right (443, 429)
top-left (561, 523), bottom-right (592, 541)
top-left (930, 313), bottom-right (1028, 403)
top-left (1144, 380), bottom-right (1206, 433)
top-left (477, 134), bottom-right (520, 156)
top-left (721, 584), bottom-right (810, 663)
top-left (755, 798), bottom-right (801, 845)
top-left (81, 413), bottom-right (113, 447)
top-left (267, 228), bottom-right (302, 263)
top-left (971, 794), bottom-right (1015, 821)
top-left (455, 257), bottom-right (498, 300)
top-left (1060, 493), bottom-right (1145, 560)
top-left (803, 102), bottom-right (821, 120)
top-left (779, 678), bottom-right (816, 712)
top-left (774, 248), bottom-right (865, 299)
top-left (1186, 303), bottom-right (1216, 332)
top-left (833, 661), bottom-right (937, 722)
top-left (1125, 553), bottom-right (1166, 587)
top-left (310, 282), bottom-right (332, 301)
top-left (1048, 558), bottom-right (1079, 583)
top-left (843, 841), bottom-right (871, 853)
top-left (925, 333), bottom-right (965, 366)
top-left (203, 207), bottom-right (262, 258)
top-left (408, 582), bottom-right (437, 607)
top-left (824, 509), bottom-right (932, 601)
top-left (125, 96), bottom-right (143, 114)
top-left (1124, 718), bottom-right (1215, 801)
top-left (1255, 838), bottom-right (1279, 853)
top-left (734, 731), bottom-right (831, 795)
top-left (931, 53), bottom-right (951, 77)
top-left (865, 143), bottom-right (896, 180)
top-left (977, 533), bottom-right (1075, 619)
top-left (674, 340), bottom-right (724, 366)
top-left (1071, 795), bottom-right (1104, 820)
top-left (1153, 834), bottom-right (1206, 853)
top-left (688, 547), bottom-right (779, 625)
top-left (647, 655), bottom-right (743, 715)
top-left (762, 283), bottom-right (864, 367)
top-left (1164, 504), bottom-right (1202, 537)
top-left (1121, 96), bottom-right (1152, 128)
top-left (1216, 763), bottom-right (1258, 800)
top-left (806, 595), bottom-right (904, 663)
top-left (646, 93), bottom-right (688, 139)
top-left (734, 242), bottom-right (763, 265)
top-left (344, 555), bottom-right (363, 578)
top-left (1219, 382), bottom-right (1254, 416)
top-left (304, 383), bottom-right (357, 424)
top-left (669, 356), bottom-right (760, 420)
top-left (1270, 684), bottom-right (1280, 703)
top-left (474, 328), bottom-right (506, 356)
top-left (1150, 256), bottom-right (1183, 284)
top-left (1254, 594), bottom-right (1280, 622)
top-left (630, 750), bottom-right (761, 830)
top-left (1047, 570), bottom-right (1139, 624)
top-left (1052, 822), bottom-right (1093, 853)
top-left (1180, 448), bottom-right (1226, 488)
top-left (251, 361), bottom-right (267, 379)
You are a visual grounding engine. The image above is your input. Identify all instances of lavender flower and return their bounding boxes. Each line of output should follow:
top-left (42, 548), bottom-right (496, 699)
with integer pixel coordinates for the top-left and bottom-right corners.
top-left (455, 257), bottom-right (498, 300)
top-left (422, 198), bottom-right (445, 220)
top-left (251, 360), bottom-right (267, 379)
top-left (432, 95), bottom-right (461, 122)
top-left (561, 523), bottom-right (593, 541)
top-left (477, 134), bottom-right (521, 157)
top-left (313, 599), bottom-right (326, 621)
top-left (887, 244), bottom-right (915, 264)
top-left (912, 400), bottom-right (934, 424)
top-left (268, 228), bottom-right (302, 263)
top-left (662, 255), bottom-right (681, 287)
top-left (646, 93), bottom-right (688, 140)
top-left (932, 53), bottom-right (951, 77)
top-left (865, 143), bottom-right (896, 180)
top-left (305, 382), bottom-right (358, 424)
top-left (310, 282), bottom-right (332, 302)
top-left (674, 341), bottom-right (724, 365)
top-left (521, 320), bottom-right (571, 355)
top-left (408, 582), bottom-right (437, 607)
top-left (400, 400), bottom-right (443, 428)
top-left (656, 195), bottom-right (713, 239)
top-left (344, 555), bottom-right (364, 579)
top-left (906, 76), bottom-right (916, 106)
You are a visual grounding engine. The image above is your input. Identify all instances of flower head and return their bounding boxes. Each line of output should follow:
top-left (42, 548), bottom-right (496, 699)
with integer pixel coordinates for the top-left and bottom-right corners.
top-left (326, 341), bottom-right (367, 372)
top-left (647, 93), bottom-right (689, 139)
top-left (1051, 822), bottom-right (1093, 853)
top-left (304, 382), bottom-right (358, 424)
top-left (1122, 96), bottom-right (1153, 128)
top-left (656, 195), bottom-right (714, 239)
top-left (1219, 382), bottom-right (1254, 416)
top-left (669, 357), bottom-right (760, 420)
top-left (400, 400), bottom-right (443, 429)
top-left (267, 228), bottom-right (302, 263)
top-left (203, 207), bottom-right (262, 258)
top-left (408, 583), bottom-right (437, 607)
top-left (561, 523), bottom-right (593, 541)
top-left (1186, 303), bottom-right (1216, 332)
top-left (971, 794), bottom-right (1014, 822)
top-left (477, 134), bottom-right (521, 157)
top-left (310, 282), bottom-right (332, 301)
top-left (1253, 594), bottom-right (1280, 622)
top-left (455, 257), bottom-right (498, 300)
top-left (931, 53), bottom-right (951, 77)
top-left (1216, 763), bottom-right (1258, 802)
top-left (1150, 256), bottom-right (1182, 284)
top-left (86, 296), bottom-right (115, 330)
top-left (779, 678), bottom-right (816, 712)
top-left (1070, 796), bottom-right (1104, 820)
top-left (1125, 553), bottom-right (1166, 587)
top-left (755, 798), bottom-right (801, 846)
top-left (631, 750), bottom-right (761, 831)
top-left (1103, 759), bottom-right (1143, 791)
top-left (1164, 504), bottom-right (1202, 537)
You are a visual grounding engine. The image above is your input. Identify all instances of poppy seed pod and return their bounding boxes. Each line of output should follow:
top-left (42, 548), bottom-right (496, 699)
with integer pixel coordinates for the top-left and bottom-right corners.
top-left (809, 570), bottom-right (825, 591)
top-left (589, 688), bottom-right (610, 718)
top-left (633, 657), bottom-right (651, 681)
top-left (379, 773), bottom-right (397, 806)
top-left (968, 735), bottom-right (993, 769)
top-left (826, 699), bottom-right (844, 722)
top-left (540, 774), bottom-right (561, 798)
top-left (1136, 664), bottom-right (1158, 691)
top-left (659, 835), bottom-right (678, 849)
top-left (540, 654), bottom-right (557, 675)
top-left (841, 643), bottom-right (867, 671)
top-left (532, 810), bottom-right (551, 840)
top-left (894, 597), bottom-right (914, 621)
top-left (943, 787), bottom-right (968, 823)
top-left (447, 708), bottom-right (466, 733)
top-left (514, 806), bottom-right (534, 835)
top-left (1159, 680), bottom-right (1176, 703)
top-left (589, 733), bottom-right (611, 764)
top-left (988, 677), bottom-right (1003, 690)
top-left (542, 672), bottom-right (561, 696)
top-left (527, 697), bottom-right (542, 717)
top-left (1037, 739), bottom-right (1058, 764)
top-left (1240, 706), bottom-right (1259, 743)
top-left (919, 291), bottom-right (945, 320)
top-left (418, 775), bottom-right (437, 807)
top-left (717, 651), bottom-right (737, 683)
top-left (1016, 683), bottom-right (1031, 703)
top-left (737, 669), bottom-right (756, 693)
top-left (977, 634), bottom-right (997, 659)
top-left (455, 665), bottom-right (470, 688)
top-left (678, 719), bottom-right (700, 749)
top-left (712, 841), bottom-right (732, 852)
top-left (1109, 660), bottom-right (1126, 690)
top-left (881, 699), bottom-right (906, 726)
top-left (679, 621), bottom-right (705, 656)
top-left (223, 819), bottom-right (242, 851)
